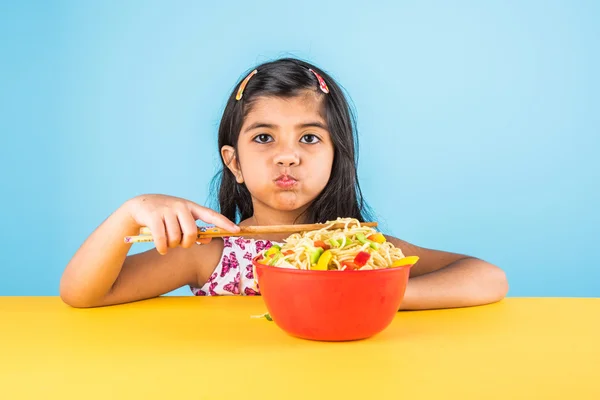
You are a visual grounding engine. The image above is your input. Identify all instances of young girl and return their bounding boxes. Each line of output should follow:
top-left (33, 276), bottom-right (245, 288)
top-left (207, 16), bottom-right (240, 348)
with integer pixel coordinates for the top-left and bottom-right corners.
top-left (60, 58), bottom-right (508, 309)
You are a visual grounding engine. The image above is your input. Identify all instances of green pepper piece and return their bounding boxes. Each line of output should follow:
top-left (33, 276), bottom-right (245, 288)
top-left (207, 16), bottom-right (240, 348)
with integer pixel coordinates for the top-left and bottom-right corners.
top-left (310, 247), bottom-right (324, 264)
top-left (356, 233), bottom-right (368, 245)
top-left (268, 253), bottom-right (282, 266)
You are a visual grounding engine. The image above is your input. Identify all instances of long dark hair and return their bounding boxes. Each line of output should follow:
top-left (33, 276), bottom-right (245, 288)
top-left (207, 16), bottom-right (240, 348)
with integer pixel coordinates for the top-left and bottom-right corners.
top-left (210, 57), bottom-right (372, 224)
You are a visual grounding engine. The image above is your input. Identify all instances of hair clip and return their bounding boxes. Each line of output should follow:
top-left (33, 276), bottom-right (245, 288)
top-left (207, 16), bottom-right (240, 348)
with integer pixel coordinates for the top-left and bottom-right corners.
top-left (309, 69), bottom-right (329, 94)
top-left (236, 69), bottom-right (258, 101)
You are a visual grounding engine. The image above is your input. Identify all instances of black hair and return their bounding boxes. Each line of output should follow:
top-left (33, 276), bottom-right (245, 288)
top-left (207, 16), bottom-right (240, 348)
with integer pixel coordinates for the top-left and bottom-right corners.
top-left (210, 57), bottom-right (373, 224)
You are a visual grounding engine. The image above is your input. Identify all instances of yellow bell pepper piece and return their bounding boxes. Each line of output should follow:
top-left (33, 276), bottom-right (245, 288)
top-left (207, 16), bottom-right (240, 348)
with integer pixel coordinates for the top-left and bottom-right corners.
top-left (264, 247), bottom-right (279, 258)
top-left (368, 233), bottom-right (386, 244)
top-left (392, 256), bottom-right (420, 267)
top-left (313, 250), bottom-right (332, 270)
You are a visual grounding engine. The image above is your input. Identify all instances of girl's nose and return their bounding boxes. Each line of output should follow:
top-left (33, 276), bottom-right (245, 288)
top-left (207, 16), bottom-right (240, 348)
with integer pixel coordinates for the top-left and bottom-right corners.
top-left (274, 147), bottom-right (300, 167)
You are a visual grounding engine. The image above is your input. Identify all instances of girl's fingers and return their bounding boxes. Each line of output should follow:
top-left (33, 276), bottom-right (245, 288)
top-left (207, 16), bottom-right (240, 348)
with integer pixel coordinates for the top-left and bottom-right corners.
top-left (196, 237), bottom-right (212, 245)
top-left (189, 203), bottom-right (240, 233)
top-left (178, 210), bottom-right (200, 248)
top-left (163, 211), bottom-right (182, 248)
top-left (133, 199), bottom-right (232, 253)
top-left (147, 218), bottom-right (168, 255)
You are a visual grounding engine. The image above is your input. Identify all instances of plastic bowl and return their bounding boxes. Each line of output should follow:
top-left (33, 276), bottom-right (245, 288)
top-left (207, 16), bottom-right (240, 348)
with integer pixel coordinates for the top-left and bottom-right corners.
top-left (253, 256), bottom-right (413, 341)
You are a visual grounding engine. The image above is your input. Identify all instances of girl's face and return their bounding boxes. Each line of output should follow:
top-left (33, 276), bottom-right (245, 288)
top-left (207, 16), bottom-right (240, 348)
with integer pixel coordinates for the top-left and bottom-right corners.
top-left (221, 91), bottom-right (334, 220)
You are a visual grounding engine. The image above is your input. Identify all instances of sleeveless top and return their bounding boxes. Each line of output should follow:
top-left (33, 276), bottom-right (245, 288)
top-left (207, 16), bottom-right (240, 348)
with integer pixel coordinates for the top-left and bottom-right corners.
top-left (190, 236), bottom-right (280, 296)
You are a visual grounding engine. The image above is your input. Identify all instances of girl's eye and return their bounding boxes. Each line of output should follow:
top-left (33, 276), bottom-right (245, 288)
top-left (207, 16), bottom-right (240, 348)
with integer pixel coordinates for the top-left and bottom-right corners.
top-left (253, 134), bottom-right (273, 144)
top-left (300, 134), bottom-right (320, 144)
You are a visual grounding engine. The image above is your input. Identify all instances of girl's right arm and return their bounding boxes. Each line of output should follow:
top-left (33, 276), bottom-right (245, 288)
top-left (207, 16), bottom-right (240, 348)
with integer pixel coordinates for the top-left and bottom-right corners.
top-left (59, 194), bottom-right (239, 308)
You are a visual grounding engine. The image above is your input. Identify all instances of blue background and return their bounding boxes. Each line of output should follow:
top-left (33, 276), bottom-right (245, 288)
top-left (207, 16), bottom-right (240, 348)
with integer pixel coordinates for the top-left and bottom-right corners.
top-left (1, 1), bottom-right (598, 297)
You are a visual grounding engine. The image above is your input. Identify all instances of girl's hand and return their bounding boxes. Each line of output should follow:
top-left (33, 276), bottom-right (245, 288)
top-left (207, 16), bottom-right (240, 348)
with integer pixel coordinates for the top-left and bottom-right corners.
top-left (124, 194), bottom-right (239, 255)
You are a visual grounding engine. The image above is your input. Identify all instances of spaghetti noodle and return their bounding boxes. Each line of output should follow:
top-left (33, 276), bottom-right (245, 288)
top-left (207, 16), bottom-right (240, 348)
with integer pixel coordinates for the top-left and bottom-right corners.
top-left (256, 218), bottom-right (418, 271)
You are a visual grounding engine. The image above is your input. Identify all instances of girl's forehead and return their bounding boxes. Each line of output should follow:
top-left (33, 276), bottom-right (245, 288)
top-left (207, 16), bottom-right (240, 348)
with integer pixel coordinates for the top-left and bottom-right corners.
top-left (243, 93), bottom-right (326, 126)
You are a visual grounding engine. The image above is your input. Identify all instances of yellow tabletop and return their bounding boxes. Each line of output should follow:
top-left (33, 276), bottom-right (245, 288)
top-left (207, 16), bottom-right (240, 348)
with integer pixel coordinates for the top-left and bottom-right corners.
top-left (1, 297), bottom-right (599, 400)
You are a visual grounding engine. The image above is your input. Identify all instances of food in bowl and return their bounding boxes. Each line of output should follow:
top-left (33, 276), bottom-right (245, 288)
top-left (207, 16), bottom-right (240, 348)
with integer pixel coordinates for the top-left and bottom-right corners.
top-left (255, 217), bottom-right (419, 272)
top-left (253, 218), bottom-right (419, 341)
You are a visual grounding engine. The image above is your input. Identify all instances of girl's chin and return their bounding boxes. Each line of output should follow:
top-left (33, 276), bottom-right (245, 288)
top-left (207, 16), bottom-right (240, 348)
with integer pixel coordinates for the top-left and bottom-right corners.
top-left (270, 192), bottom-right (314, 211)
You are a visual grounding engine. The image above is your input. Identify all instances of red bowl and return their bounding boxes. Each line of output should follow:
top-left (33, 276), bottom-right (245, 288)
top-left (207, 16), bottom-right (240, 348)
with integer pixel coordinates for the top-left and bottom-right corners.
top-left (253, 256), bottom-right (412, 341)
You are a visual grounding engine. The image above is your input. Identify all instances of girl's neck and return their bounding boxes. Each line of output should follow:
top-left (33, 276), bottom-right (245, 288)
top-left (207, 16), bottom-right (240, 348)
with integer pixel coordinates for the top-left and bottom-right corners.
top-left (238, 206), bottom-right (310, 242)
top-left (241, 205), bottom-right (310, 227)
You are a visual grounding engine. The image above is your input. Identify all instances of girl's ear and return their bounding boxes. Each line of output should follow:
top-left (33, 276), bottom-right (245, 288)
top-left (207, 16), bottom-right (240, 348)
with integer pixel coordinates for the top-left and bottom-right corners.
top-left (221, 145), bottom-right (244, 184)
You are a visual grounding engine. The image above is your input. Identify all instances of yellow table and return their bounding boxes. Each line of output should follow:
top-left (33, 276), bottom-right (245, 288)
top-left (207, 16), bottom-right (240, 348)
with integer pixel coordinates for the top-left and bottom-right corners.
top-left (1, 297), bottom-right (599, 399)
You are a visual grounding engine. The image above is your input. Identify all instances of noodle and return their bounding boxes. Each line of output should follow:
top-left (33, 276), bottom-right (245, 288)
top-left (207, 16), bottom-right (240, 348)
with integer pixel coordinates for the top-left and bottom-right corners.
top-left (257, 217), bottom-right (413, 271)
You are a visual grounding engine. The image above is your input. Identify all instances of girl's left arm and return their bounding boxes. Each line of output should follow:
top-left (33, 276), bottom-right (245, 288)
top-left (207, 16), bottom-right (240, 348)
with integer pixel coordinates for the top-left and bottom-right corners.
top-left (385, 235), bottom-right (509, 310)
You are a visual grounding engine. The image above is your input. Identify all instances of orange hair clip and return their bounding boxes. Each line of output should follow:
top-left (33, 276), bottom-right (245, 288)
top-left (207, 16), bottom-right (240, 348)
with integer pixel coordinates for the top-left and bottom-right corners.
top-left (236, 69), bottom-right (258, 101)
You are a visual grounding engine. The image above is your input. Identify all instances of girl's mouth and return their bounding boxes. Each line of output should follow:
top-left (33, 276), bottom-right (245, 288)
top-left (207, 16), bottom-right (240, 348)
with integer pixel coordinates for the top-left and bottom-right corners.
top-left (274, 174), bottom-right (298, 189)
